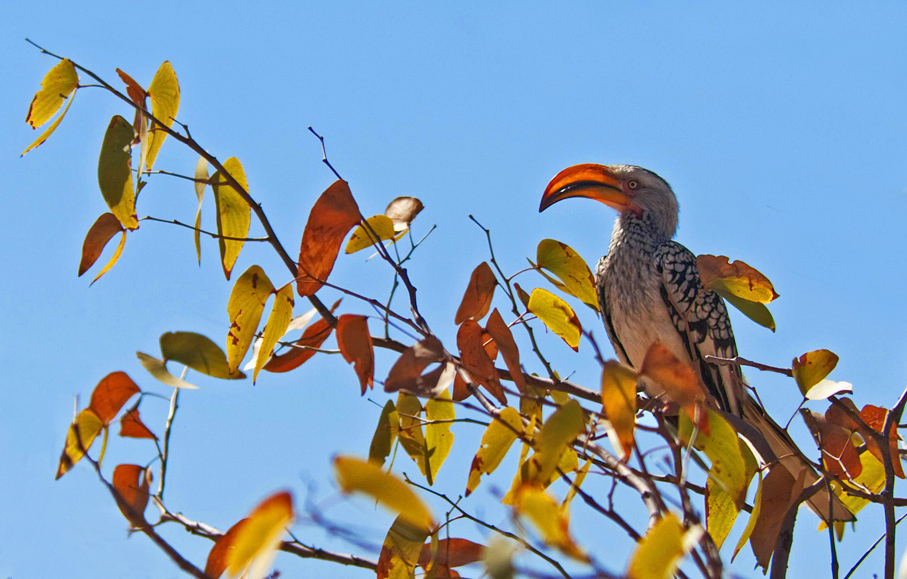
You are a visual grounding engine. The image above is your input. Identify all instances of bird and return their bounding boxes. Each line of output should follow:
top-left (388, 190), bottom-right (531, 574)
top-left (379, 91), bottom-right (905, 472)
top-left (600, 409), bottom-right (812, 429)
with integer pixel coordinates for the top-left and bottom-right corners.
top-left (539, 163), bottom-right (853, 522)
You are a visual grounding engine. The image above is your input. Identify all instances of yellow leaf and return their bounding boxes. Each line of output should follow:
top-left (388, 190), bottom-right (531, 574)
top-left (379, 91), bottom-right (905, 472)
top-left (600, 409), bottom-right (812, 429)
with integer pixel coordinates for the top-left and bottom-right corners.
top-left (679, 410), bottom-right (747, 507)
top-left (627, 513), bottom-right (699, 579)
top-left (733, 472), bottom-right (763, 561)
top-left (466, 407), bottom-right (523, 495)
top-left (425, 391), bottom-right (455, 483)
top-left (397, 393), bottom-right (428, 478)
top-left (346, 215), bottom-right (397, 253)
top-left (513, 486), bottom-right (588, 561)
top-left (529, 399), bottom-right (585, 485)
top-left (160, 331), bottom-right (245, 379)
top-left (55, 408), bottom-right (103, 479)
top-left (22, 89), bottom-right (77, 156)
top-left (227, 491), bottom-right (294, 579)
top-left (194, 156), bottom-right (208, 264)
top-left (97, 116), bottom-right (139, 230)
top-left (226, 266), bottom-right (275, 373)
top-left (254, 285), bottom-right (294, 383)
top-left (145, 61), bottom-right (180, 172)
top-left (211, 157), bottom-right (252, 279)
top-left (136, 352), bottom-right (198, 389)
top-left (527, 288), bottom-right (581, 351)
top-left (696, 254), bottom-right (779, 303)
top-left (377, 516), bottom-right (430, 579)
top-left (535, 239), bottom-right (599, 311)
top-left (333, 455), bottom-right (434, 532)
top-left (600, 361), bottom-right (638, 460)
top-left (831, 451), bottom-right (886, 520)
top-left (722, 292), bottom-right (776, 332)
top-left (369, 400), bottom-right (399, 467)
top-left (25, 58), bottom-right (78, 128)
top-left (792, 349), bottom-right (839, 397)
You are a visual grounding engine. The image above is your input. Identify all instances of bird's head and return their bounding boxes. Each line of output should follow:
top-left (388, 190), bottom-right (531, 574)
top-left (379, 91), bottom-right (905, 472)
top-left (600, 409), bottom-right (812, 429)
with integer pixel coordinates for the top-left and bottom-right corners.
top-left (539, 164), bottom-right (679, 238)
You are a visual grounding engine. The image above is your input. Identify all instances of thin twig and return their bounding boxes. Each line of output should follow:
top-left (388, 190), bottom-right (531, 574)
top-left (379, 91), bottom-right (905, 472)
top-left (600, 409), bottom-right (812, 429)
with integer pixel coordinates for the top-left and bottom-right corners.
top-left (142, 216), bottom-right (271, 242)
top-left (704, 355), bottom-right (793, 377)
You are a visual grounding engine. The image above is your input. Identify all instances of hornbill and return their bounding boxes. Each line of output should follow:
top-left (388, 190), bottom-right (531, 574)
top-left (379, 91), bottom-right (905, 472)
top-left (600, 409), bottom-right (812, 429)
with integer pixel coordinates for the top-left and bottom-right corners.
top-left (539, 163), bottom-right (853, 522)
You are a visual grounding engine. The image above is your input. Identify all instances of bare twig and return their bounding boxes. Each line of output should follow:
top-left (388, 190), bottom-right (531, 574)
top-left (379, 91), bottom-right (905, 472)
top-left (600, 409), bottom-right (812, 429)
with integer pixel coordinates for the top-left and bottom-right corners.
top-left (142, 216), bottom-right (270, 242)
top-left (704, 355), bottom-right (793, 377)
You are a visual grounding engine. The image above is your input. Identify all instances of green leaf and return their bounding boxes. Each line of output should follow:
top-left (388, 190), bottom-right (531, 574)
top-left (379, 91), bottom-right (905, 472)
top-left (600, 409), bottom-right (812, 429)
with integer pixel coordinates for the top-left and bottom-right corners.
top-left (136, 351), bottom-right (198, 389)
top-left (160, 331), bottom-right (244, 379)
top-left (720, 291), bottom-right (775, 332)
top-left (98, 115), bottom-right (139, 230)
top-left (369, 400), bottom-right (398, 467)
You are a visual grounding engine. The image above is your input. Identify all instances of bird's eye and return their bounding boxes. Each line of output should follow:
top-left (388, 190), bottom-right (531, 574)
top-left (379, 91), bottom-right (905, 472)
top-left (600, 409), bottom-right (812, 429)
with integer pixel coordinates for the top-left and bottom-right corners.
top-left (627, 180), bottom-right (639, 190)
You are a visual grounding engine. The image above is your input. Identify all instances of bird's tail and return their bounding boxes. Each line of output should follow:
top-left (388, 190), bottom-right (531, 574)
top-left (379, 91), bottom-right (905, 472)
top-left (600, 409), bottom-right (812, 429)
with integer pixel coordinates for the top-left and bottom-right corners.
top-left (740, 396), bottom-right (855, 523)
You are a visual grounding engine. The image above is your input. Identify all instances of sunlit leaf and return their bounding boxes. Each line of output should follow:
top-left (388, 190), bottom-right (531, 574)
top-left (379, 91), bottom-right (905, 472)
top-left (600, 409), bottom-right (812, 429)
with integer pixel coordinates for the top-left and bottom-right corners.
top-left (425, 391), bottom-right (455, 482)
top-left (484, 309), bottom-right (526, 394)
top-left (397, 393), bottom-right (428, 478)
top-left (805, 379), bottom-right (853, 401)
top-left (160, 331), bottom-right (244, 379)
top-left (262, 300), bottom-right (341, 373)
top-left (535, 239), bottom-right (598, 311)
top-left (808, 405), bottom-right (862, 480)
top-left (747, 465), bottom-right (807, 571)
top-left (384, 336), bottom-right (446, 393)
top-left (205, 518), bottom-right (249, 579)
top-left (639, 342), bottom-right (706, 414)
top-left (226, 266), bottom-right (274, 373)
top-left (120, 409), bottom-right (158, 440)
top-left (370, 400), bottom-right (399, 467)
top-left (377, 516), bottom-right (431, 579)
top-left (145, 61), bottom-right (180, 172)
top-left (136, 351), bottom-right (199, 389)
top-left (528, 399), bottom-right (585, 486)
top-left (112, 464), bottom-right (151, 527)
top-left (89, 371), bottom-right (140, 425)
top-left (25, 59), bottom-right (78, 129)
top-left (78, 212), bottom-right (124, 277)
top-left (457, 320), bottom-right (505, 404)
top-left (792, 349), bottom-right (839, 397)
top-left (97, 115), bottom-right (139, 230)
top-left (22, 88), bottom-right (76, 156)
top-left (722, 292), bottom-right (776, 331)
top-left (115, 68), bottom-right (147, 108)
top-left (697, 254), bottom-right (779, 303)
top-left (859, 405), bottom-right (905, 479)
top-left (336, 314), bottom-right (374, 394)
top-left (226, 490), bottom-right (295, 579)
top-left (627, 513), bottom-right (700, 579)
top-left (253, 284), bottom-right (294, 383)
top-left (297, 180), bottom-right (361, 297)
top-left (454, 262), bottom-right (497, 324)
top-left (211, 157), bottom-right (252, 279)
top-left (680, 410), bottom-right (747, 507)
top-left (385, 197), bottom-right (424, 232)
top-left (194, 156), bottom-right (208, 263)
top-left (466, 407), bottom-right (522, 496)
top-left (346, 215), bottom-right (397, 254)
top-left (334, 455), bottom-right (434, 532)
top-left (831, 451), bottom-right (885, 519)
top-left (513, 486), bottom-right (588, 562)
top-left (527, 288), bottom-right (581, 351)
top-left (55, 408), bottom-right (103, 479)
top-left (600, 361), bottom-right (638, 460)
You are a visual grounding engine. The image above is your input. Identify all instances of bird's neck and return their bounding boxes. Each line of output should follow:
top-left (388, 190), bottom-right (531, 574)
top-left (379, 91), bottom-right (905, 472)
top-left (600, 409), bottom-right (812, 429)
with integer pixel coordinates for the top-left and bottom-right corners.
top-left (609, 212), bottom-right (670, 257)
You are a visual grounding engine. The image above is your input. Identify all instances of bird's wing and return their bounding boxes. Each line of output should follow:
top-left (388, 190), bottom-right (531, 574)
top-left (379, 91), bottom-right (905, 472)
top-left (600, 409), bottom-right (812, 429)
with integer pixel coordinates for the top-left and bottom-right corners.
top-left (654, 241), bottom-right (744, 415)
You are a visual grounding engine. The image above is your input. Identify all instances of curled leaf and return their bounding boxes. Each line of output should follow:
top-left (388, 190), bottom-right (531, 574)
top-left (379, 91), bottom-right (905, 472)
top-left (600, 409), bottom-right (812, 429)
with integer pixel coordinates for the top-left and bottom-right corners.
top-left (136, 351), bottom-right (199, 389)
top-left (25, 59), bottom-right (78, 129)
top-left (385, 196), bottom-right (424, 231)
top-left (112, 464), bottom-right (152, 527)
top-left (55, 408), bottom-right (103, 479)
top-left (697, 255), bottom-right (779, 303)
top-left (262, 300), bottom-right (341, 373)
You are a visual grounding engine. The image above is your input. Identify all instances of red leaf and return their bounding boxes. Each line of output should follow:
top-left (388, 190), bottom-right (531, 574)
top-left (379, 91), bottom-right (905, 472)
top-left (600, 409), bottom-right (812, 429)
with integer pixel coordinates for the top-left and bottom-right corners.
top-left (860, 405), bottom-right (905, 479)
top-left (89, 372), bottom-right (140, 425)
top-left (115, 68), bottom-right (147, 107)
top-left (418, 538), bottom-right (485, 568)
top-left (484, 309), bottom-right (526, 393)
top-left (454, 262), bottom-right (497, 324)
top-left (336, 314), bottom-right (374, 394)
top-left (112, 464), bottom-right (151, 527)
top-left (297, 180), bottom-right (361, 297)
top-left (263, 300), bottom-right (340, 373)
top-left (457, 320), bottom-right (505, 405)
top-left (384, 336), bottom-right (446, 393)
top-left (120, 409), bottom-right (158, 440)
top-left (79, 213), bottom-right (124, 276)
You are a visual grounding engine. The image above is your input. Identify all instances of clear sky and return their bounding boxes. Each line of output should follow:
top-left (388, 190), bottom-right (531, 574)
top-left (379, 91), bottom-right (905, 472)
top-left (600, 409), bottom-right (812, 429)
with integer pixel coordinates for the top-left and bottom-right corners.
top-left (3, 2), bottom-right (907, 578)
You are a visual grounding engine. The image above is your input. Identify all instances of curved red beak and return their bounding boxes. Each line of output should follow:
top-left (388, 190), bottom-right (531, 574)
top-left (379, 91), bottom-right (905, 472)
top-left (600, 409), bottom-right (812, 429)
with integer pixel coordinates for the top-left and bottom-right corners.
top-left (539, 164), bottom-right (638, 215)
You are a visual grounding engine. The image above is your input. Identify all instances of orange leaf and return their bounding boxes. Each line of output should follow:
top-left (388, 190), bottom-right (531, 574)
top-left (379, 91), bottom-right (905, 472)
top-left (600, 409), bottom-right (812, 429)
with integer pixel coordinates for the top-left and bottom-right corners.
top-left (89, 372), bottom-right (140, 425)
top-left (485, 309), bottom-right (525, 393)
top-left (600, 361), bottom-right (638, 460)
top-left (749, 465), bottom-right (807, 570)
top-left (115, 68), bottom-right (147, 108)
top-left (78, 213), bottom-right (124, 276)
top-left (457, 320), bottom-right (505, 404)
top-left (336, 314), bottom-right (374, 394)
top-left (55, 408), bottom-right (103, 479)
top-left (205, 518), bottom-right (249, 579)
top-left (860, 405), bottom-right (904, 479)
top-left (262, 300), bottom-right (340, 373)
top-left (384, 336), bottom-right (446, 393)
top-left (816, 402), bottom-right (862, 479)
top-left (697, 254), bottom-right (779, 303)
top-left (112, 464), bottom-right (151, 527)
top-left (418, 538), bottom-right (485, 568)
top-left (639, 342), bottom-right (706, 414)
top-left (120, 409), bottom-right (158, 440)
top-left (227, 491), bottom-right (295, 579)
top-left (297, 180), bottom-right (361, 297)
top-left (454, 262), bottom-right (497, 324)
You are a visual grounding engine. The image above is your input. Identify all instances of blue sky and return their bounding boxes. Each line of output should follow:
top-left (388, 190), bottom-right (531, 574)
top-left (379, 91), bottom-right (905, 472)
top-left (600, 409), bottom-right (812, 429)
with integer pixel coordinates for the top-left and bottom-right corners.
top-left (3, 2), bottom-right (907, 578)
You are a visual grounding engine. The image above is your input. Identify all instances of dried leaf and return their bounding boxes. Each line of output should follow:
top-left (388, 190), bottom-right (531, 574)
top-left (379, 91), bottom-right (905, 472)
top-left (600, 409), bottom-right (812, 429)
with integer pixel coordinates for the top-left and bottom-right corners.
top-left (145, 61), bottom-right (180, 172)
top-left (418, 538), bottom-right (484, 570)
top-left (297, 180), bottom-right (361, 296)
top-left (457, 320), bottom-right (505, 404)
top-left (385, 197), bottom-right (424, 231)
top-left (194, 156), bottom-right (208, 264)
top-left (748, 465), bottom-right (807, 570)
top-left (639, 342), bottom-right (706, 412)
top-left (454, 262), bottom-right (497, 324)
top-left (97, 115), bottom-right (139, 230)
top-left (136, 351), bottom-right (199, 389)
top-left (262, 300), bottom-right (341, 373)
top-left (792, 349), bottom-right (839, 397)
top-left (527, 288), bottom-right (581, 351)
top-left (805, 379), bottom-right (853, 401)
top-left (25, 59), bottom-right (78, 128)
top-left (485, 309), bottom-right (526, 394)
top-left (466, 407), bottom-right (522, 495)
top-left (89, 371), bottom-right (140, 425)
top-left (336, 314), bottom-right (374, 394)
top-left (346, 215), bottom-right (397, 254)
top-left (334, 455), bottom-right (434, 532)
top-left (226, 491), bottom-right (295, 579)
top-left (211, 157), bottom-right (252, 280)
top-left (697, 255), bottom-right (779, 303)
top-left (535, 239), bottom-right (598, 311)
top-left (119, 409), bottom-right (158, 440)
top-left (600, 361), bottom-right (638, 460)
top-left (78, 213), bottom-right (124, 277)
top-left (112, 464), bottom-right (151, 527)
top-left (384, 336), bottom-right (446, 393)
top-left (160, 331), bottom-right (245, 379)
top-left (859, 405), bottom-right (904, 479)
top-left (115, 68), bottom-right (147, 107)
top-left (811, 405), bottom-right (862, 479)
top-left (55, 408), bottom-right (103, 479)
top-left (253, 285), bottom-right (294, 382)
